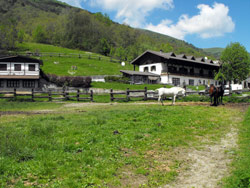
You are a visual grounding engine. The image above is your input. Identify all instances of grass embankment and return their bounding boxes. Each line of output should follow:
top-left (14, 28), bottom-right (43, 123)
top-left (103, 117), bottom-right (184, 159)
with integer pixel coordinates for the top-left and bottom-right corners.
top-left (223, 107), bottom-right (250, 188)
top-left (91, 82), bottom-right (206, 91)
top-left (91, 82), bottom-right (171, 90)
top-left (16, 43), bottom-right (134, 76)
top-left (0, 103), bottom-right (242, 187)
top-left (0, 101), bottom-right (64, 111)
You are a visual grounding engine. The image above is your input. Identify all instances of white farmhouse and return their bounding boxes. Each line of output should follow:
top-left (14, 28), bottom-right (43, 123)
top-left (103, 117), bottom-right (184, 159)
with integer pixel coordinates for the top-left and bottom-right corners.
top-left (131, 50), bottom-right (220, 86)
top-left (0, 55), bottom-right (43, 90)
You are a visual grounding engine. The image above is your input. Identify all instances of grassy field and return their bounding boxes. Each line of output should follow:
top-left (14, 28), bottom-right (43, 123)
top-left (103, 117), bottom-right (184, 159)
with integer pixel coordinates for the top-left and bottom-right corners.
top-left (15, 43), bottom-right (135, 76)
top-left (0, 102), bottom-right (246, 187)
top-left (223, 107), bottom-right (250, 188)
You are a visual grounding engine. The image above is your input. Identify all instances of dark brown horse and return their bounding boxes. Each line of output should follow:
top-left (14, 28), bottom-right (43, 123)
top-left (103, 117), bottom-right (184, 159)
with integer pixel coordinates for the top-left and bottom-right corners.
top-left (209, 84), bottom-right (225, 106)
top-left (209, 84), bottom-right (218, 106)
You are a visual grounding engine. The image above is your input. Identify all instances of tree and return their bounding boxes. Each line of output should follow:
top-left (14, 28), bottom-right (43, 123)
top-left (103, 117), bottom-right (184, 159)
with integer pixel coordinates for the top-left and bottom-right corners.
top-left (18, 29), bottom-right (25, 43)
top-left (32, 25), bottom-right (47, 43)
top-left (98, 38), bottom-right (110, 56)
top-left (0, 19), bottom-right (17, 50)
top-left (220, 42), bottom-right (250, 82)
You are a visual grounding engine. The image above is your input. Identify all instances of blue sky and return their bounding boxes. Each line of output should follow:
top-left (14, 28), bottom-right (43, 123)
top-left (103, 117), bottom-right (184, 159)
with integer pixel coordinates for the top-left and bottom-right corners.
top-left (58, 0), bottom-right (250, 52)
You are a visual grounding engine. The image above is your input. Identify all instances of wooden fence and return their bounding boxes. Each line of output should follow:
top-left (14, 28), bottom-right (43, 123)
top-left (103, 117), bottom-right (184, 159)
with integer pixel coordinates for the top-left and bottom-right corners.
top-left (14, 52), bottom-right (121, 63)
top-left (110, 87), bottom-right (158, 101)
top-left (0, 88), bottom-right (249, 102)
top-left (0, 89), bottom-right (93, 102)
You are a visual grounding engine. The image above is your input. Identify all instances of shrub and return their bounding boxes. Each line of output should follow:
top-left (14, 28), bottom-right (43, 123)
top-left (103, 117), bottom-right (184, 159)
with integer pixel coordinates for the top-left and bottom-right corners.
top-left (43, 74), bottom-right (92, 88)
top-left (104, 76), bottom-right (130, 84)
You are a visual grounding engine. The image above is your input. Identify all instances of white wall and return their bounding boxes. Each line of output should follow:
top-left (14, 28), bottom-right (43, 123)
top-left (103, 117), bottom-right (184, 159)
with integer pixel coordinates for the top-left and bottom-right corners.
top-left (139, 63), bottom-right (163, 75)
top-left (0, 62), bottom-right (40, 76)
top-left (164, 75), bottom-right (215, 86)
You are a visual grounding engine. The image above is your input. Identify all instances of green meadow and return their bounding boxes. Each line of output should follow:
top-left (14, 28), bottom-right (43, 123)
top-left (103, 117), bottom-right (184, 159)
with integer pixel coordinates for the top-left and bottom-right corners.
top-left (0, 102), bottom-right (247, 187)
top-left (16, 43), bottom-right (134, 76)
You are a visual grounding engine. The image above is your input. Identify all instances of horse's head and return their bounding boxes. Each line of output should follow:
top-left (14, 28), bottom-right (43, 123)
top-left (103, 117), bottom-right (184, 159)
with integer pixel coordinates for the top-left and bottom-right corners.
top-left (178, 88), bottom-right (186, 96)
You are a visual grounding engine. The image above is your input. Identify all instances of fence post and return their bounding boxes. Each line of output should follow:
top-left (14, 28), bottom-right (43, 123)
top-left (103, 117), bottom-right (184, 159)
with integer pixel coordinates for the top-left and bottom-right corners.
top-left (77, 89), bottom-right (80, 101)
top-left (126, 88), bottom-right (130, 101)
top-left (48, 91), bottom-right (52, 101)
top-left (31, 89), bottom-right (34, 102)
top-left (110, 89), bottom-right (114, 102)
top-left (144, 87), bottom-right (147, 101)
top-left (90, 90), bottom-right (94, 102)
top-left (14, 88), bottom-right (16, 100)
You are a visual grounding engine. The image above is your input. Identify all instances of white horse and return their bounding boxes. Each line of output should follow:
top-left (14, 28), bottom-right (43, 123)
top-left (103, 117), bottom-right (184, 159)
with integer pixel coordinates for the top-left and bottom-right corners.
top-left (156, 87), bottom-right (185, 105)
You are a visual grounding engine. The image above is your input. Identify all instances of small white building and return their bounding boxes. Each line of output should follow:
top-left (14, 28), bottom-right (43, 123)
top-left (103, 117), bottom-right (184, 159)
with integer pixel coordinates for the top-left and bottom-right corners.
top-left (131, 50), bottom-right (220, 86)
top-left (0, 55), bottom-right (43, 90)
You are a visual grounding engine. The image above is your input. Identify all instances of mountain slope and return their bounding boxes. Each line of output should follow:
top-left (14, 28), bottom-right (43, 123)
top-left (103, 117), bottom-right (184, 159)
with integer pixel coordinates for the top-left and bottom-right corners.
top-left (0, 0), bottom-right (213, 60)
top-left (203, 48), bottom-right (224, 59)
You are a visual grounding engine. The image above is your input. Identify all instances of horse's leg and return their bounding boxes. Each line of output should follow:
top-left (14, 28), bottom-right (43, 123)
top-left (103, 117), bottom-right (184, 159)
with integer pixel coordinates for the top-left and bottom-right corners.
top-left (158, 95), bottom-right (161, 104)
top-left (212, 95), bottom-right (216, 106)
top-left (158, 95), bottom-right (164, 106)
top-left (172, 95), bottom-right (176, 105)
top-left (210, 96), bottom-right (213, 106)
top-left (221, 96), bottom-right (224, 105)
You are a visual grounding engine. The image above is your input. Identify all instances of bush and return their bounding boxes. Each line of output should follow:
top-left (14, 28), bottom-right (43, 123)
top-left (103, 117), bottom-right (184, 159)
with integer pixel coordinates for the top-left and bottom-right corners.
top-left (104, 76), bottom-right (130, 84)
top-left (43, 74), bottom-right (92, 88)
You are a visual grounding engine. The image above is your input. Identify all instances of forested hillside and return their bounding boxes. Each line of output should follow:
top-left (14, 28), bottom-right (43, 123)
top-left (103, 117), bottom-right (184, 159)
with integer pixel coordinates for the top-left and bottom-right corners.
top-left (0, 0), bottom-right (213, 61)
top-left (203, 48), bottom-right (224, 59)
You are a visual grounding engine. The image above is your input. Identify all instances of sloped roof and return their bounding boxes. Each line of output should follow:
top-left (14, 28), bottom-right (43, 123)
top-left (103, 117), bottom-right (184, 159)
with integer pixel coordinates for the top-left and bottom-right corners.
top-left (187, 56), bottom-right (196, 60)
top-left (131, 50), bottom-right (219, 67)
top-left (120, 70), bottom-right (160, 77)
top-left (0, 55), bottom-right (43, 65)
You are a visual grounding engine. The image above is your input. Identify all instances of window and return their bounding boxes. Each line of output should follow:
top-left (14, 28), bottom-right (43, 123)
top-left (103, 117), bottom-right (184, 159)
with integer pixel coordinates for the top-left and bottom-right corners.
top-left (28, 64), bottom-right (36, 71)
top-left (189, 79), bottom-right (194, 86)
top-left (23, 80), bottom-right (35, 88)
top-left (209, 70), bottom-right (213, 77)
top-left (0, 64), bottom-right (7, 71)
top-left (14, 64), bottom-right (21, 71)
top-left (189, 68), bottom-right (194, 75)
top-left (0, 80), bottom-right (4, 88)
top-left (199, 69), bottom-right (204, 76)
top-left (144, 67), bottom-right (149, 72)
top-left (172, 77), bottom-right (180, 86)
top-left (7, 80), bottom-right (20, 88)
top-left (168, 66), bottom-right (177, 73)
top-left (151, 66), bottom-right (156, 72)
top-left (179, 67), bottom-right (187, 74)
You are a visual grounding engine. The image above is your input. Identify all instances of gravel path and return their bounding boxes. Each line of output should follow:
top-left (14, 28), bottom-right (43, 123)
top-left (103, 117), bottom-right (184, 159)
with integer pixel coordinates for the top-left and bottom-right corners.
top-left (163, 127), bottom-right (238, 188)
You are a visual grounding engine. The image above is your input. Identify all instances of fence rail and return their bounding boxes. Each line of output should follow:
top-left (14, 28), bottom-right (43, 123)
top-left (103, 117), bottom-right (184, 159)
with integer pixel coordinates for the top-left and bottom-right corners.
top-left (1, 88), bottom-right (249, 102)
top-left (0, 89), bottom-right (93, 102)
top-left (12, 52), bottom-right (121, 63)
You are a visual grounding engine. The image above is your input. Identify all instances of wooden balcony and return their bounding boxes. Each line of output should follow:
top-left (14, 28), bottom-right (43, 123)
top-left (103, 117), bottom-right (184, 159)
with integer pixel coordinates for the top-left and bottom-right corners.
top-left (161, 70), bottom-right (214, 78)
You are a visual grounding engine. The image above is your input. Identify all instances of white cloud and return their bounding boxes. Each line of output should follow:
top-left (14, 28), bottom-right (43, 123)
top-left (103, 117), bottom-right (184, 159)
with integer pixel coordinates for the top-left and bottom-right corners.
top-left (89, 0), bottom-right (174, 27)
top-left (146, 3), bottom-right (235, 40)
top-left (58, 0), bottom-right (83, 8)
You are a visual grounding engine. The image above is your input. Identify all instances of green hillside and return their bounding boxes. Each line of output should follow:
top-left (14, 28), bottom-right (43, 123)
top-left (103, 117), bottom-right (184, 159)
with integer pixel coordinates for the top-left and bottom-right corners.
top-left (0, 0), bottom-right (213, 61)
top-left (203, 48), bottom-right (224, 59)
top-left (16, 43), bottom-right (134, 76)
